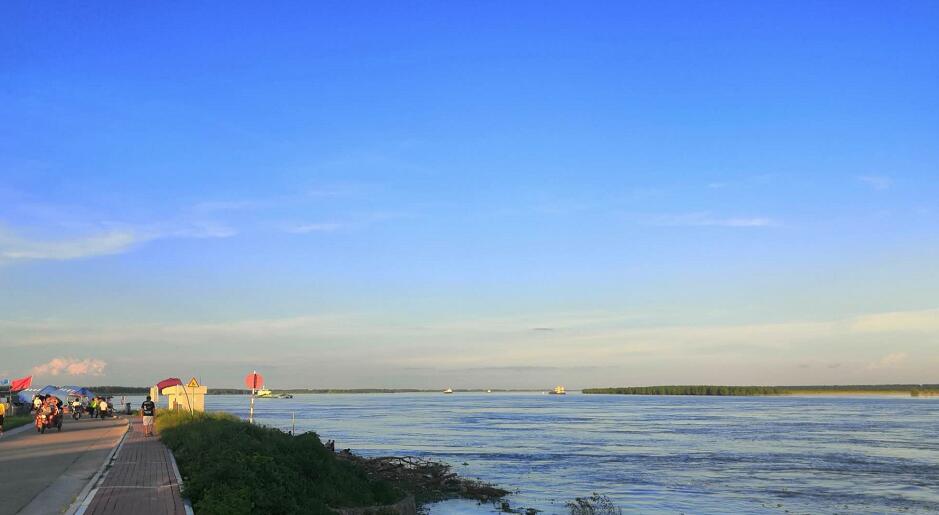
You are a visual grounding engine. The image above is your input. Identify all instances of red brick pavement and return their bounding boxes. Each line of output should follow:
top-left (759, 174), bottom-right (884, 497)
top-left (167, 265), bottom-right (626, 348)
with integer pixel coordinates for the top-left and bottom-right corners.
top-left (82, 420), bottom-right (188, 515)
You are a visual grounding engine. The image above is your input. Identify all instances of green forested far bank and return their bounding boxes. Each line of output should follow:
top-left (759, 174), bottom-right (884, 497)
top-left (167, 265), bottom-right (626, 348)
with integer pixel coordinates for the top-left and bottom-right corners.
top-left (583, 386), bottom-right (785, 395)
top-left (583, 384), bottom-right (939, 396)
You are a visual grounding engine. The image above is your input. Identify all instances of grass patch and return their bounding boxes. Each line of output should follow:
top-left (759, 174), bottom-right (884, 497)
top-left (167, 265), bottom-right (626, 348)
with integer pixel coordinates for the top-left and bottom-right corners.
top-left (3, 414), bottom-right (32, 431)
top-left (156, 410), bottom-right (403, 514)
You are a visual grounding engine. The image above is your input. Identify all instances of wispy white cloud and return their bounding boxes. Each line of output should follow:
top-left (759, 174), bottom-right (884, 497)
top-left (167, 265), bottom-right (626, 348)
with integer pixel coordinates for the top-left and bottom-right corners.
top-left (858, 175), bottom-right (892, 190)
top-left (643, 212), bottom-right (778, 228)
top-left (850, 308), bottom-right (939, 333)
top-left (31, 357), bottom-right (107, 377)
top-left (866, 352), bottom-right (908, 370)
top-left (285, 222), bottom-right (344, 234)
top-left (2, 306), bottom-right (936, 386)
top-left (0, 220), bottom-right (234, 264)
top-left (190, 200), bottom-right (264, 213)
top-left (0, 227), bottom-right (141, 262)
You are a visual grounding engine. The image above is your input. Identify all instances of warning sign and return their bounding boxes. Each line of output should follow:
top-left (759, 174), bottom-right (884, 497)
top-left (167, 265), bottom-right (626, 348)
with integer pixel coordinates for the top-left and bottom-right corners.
top-left (186, 377), bottom-right (200, 388)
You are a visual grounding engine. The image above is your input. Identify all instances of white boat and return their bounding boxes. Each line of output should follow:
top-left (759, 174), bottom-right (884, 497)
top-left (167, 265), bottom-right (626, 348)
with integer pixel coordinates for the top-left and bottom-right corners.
top-left (549, 385), bottom-right (566, 395)
top-left (256, 388), bottom-right (273, 398)
top-left (443, 387), bottom-right (454, 394)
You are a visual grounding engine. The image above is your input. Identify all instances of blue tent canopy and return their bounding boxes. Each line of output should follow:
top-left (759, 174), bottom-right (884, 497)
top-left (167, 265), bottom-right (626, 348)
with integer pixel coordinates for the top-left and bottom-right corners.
top-left (60, 385), bottom-right (95, 397)
top-left (15, 385), bottom-right (96, 404)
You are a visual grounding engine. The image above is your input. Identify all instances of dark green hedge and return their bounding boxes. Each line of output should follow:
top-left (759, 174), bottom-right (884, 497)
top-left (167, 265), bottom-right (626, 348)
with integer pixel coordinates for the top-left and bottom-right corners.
top-left (157, 411), bottom-right (402, 514)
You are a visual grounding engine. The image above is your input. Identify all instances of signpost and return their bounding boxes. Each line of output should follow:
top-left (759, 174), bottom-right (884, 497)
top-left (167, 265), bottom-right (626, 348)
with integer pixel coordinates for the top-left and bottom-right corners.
top-left (185, 377), bottom-right (200, 415)
top-left (244, 371), bottom-right (263, 424)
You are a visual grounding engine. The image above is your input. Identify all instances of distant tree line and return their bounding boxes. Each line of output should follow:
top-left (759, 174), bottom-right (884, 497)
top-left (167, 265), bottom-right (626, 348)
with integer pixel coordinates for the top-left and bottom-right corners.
top-left (89, 386), bottom-right (151, 394)
top-left (584, 384), bottom-right (939, 396)
top-left (583, 386), bottom-right (785, 396)
top-left (783, 384), bottom-right (939, 392)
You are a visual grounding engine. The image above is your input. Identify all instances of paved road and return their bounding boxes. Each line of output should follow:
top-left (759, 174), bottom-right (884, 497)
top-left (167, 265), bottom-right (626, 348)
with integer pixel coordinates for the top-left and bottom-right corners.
top-left (0, 416), bottom-right (127, 515)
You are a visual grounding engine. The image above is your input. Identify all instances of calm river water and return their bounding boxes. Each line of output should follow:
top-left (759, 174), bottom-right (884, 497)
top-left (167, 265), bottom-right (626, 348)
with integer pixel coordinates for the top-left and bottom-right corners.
top-left (181, 392), bottom-right (938, 514)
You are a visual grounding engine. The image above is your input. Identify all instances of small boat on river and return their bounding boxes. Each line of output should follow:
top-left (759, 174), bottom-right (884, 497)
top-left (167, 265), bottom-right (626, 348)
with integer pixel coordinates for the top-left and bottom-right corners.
top-left (549, 385), bottom-right (566, 395)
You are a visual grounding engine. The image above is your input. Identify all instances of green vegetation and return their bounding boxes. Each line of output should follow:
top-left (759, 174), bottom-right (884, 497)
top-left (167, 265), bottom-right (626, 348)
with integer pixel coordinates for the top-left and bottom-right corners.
top-left (2, 414), bottom-right (32, 431)
top-left (784, 384), bottom-right (939, 393)
top-left (156, 410), bottom-right (402, 514)
top-left (584, 384), bottom-right (939, 396)
top-left (567, 493), bottom-right (622, 515)
top-left (584, 386), bottom-right (784, 396)
top-left (911, 388), bottom-right (939, 397)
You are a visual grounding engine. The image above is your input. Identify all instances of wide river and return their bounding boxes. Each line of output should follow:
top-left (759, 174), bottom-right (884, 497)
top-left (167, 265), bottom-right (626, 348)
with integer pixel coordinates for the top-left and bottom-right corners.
top-left (155, 392), bottom-right (937, 513)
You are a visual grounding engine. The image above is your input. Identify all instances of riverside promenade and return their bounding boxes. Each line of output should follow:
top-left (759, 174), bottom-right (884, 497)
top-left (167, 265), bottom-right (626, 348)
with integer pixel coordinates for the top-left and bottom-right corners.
top-left (0, 416), bottom-right (126, 515)
top-left (78, 419), bottom-right (188, 515)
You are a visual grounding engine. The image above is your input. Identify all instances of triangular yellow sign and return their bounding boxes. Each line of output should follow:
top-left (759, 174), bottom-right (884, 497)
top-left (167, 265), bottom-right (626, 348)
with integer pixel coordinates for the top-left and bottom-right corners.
top-left (186, 377), bottom-right (200, 388)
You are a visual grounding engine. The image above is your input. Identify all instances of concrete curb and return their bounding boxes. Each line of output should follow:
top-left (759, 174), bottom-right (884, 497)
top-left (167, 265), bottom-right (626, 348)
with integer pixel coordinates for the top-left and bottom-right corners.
top-left (167, 440), bottom-right (195, 515)
top-left (65, 418), bottom-right (130, 515)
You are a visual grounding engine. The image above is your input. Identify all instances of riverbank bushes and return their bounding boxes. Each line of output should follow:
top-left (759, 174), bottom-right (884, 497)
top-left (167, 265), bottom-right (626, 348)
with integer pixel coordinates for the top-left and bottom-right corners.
top-left (156, 410), bottom-right (402, 514)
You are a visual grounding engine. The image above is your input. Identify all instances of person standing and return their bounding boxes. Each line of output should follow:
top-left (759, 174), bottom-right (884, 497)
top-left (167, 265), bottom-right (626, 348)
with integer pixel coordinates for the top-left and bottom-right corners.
top-left (141, 396), bottom-right (156, 437)
top-left (0, 400), bottom-right (6, 437)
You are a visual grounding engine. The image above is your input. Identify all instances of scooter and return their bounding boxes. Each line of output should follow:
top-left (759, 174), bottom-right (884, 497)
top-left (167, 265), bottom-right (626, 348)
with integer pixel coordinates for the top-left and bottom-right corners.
top-left (72, 405), bottom-right (83, 420)
top-left (35, 411), bottom-right (49, 433)
top-left (35, 410), bottom-right (63, 433)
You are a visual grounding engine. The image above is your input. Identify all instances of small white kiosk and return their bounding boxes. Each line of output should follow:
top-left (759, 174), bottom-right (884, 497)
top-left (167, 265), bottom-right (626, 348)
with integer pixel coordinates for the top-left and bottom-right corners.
top-left (153, 377), bottom-right (207, 413)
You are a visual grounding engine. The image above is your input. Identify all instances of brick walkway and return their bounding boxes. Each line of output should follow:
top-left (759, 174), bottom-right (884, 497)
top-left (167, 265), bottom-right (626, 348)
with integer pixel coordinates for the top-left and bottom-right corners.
top-left (82, 420), bottom-right (188, 515)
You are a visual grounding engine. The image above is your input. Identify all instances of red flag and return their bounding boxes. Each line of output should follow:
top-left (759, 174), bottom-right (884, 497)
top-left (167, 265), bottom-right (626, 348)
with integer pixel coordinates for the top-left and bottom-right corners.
top-left (157, 377), bottom-right (183, 391)
top-left (11, 376), bottom-right (32, 392)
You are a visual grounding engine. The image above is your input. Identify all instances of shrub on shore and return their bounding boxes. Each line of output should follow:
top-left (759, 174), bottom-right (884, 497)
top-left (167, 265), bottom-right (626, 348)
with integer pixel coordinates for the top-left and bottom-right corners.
top-left (156, 410), bottom-right (402, 514)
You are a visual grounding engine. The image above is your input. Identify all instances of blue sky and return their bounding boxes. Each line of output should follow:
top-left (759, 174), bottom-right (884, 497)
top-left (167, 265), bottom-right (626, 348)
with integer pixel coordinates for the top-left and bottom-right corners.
top-left (1, 1), bottom-right (937, 388)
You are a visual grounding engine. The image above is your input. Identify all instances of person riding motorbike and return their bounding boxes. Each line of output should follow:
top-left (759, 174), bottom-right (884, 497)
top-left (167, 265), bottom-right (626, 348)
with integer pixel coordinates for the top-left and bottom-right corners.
top-left (36, 398), bottom-right (54, 432)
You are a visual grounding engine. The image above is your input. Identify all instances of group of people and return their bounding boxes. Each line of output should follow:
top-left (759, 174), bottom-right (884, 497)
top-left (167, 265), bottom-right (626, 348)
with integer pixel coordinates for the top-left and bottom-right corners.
top-left (84, 396), bottom-right (114, 418)
top-left (31, 394), bottom-right (63, 414)
top-left (31, 394), bottom-right (64, 430)
top-left (33, 395), bottom-right (114, 419)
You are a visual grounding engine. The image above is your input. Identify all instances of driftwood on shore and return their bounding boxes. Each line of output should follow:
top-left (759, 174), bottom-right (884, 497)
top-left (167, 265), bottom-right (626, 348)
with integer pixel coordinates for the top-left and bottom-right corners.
top-left (338, 451), bottom-right (509, 503)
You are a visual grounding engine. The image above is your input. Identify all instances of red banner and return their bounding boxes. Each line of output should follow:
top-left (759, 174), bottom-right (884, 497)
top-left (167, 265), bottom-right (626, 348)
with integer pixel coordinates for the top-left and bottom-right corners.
top-left (11, 375), bottom-right (32, 392)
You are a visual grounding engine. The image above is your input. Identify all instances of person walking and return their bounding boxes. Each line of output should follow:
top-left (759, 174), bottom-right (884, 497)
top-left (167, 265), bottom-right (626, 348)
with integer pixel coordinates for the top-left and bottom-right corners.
top-left (141, 396), bottom-right (156, 437)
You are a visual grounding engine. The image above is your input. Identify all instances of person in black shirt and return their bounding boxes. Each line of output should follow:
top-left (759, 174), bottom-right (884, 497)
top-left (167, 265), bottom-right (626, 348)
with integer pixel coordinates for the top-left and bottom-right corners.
top-left (140, 396), bottom-right (156, 437)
